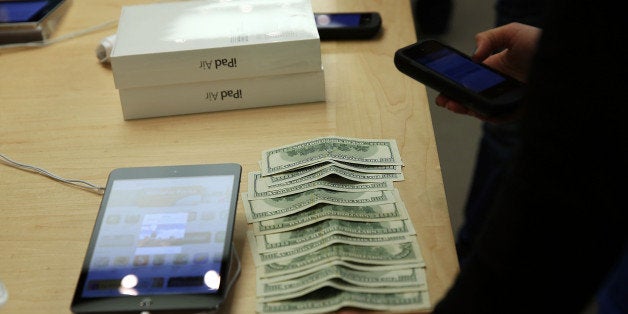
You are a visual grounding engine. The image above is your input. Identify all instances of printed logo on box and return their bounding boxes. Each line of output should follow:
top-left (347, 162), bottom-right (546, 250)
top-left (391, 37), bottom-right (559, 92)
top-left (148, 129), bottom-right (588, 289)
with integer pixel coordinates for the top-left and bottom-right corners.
top-left (198, 58), bottom-right (238, 70)
top-left (205, 89), bottom-right (243, 101)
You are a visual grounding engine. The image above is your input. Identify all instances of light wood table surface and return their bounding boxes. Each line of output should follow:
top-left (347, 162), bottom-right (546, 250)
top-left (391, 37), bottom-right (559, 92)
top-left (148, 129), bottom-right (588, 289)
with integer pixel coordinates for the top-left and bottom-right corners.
top-left (0, 0), bottom-right (458, 313)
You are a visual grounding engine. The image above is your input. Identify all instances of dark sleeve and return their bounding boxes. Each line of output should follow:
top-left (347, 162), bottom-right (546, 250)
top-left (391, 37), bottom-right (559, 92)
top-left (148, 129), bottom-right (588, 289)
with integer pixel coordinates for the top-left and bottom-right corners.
top-left (433, 1), bottom-right (628, 313)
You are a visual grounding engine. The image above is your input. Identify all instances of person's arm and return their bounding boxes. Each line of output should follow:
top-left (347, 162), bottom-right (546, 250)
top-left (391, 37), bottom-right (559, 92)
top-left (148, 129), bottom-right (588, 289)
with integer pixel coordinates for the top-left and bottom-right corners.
top-left (433, 1), bottom-right (626, 313)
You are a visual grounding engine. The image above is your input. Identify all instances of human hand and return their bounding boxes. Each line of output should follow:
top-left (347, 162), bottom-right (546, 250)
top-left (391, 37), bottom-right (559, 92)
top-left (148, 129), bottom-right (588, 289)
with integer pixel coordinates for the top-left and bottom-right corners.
top-left (436, 22), bottom-right (542, 122)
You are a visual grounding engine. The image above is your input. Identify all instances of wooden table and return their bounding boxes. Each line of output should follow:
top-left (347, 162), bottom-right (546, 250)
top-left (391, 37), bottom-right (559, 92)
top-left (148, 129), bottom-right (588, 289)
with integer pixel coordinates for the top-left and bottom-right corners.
top-left (0, 0), bottom-right (458, 313)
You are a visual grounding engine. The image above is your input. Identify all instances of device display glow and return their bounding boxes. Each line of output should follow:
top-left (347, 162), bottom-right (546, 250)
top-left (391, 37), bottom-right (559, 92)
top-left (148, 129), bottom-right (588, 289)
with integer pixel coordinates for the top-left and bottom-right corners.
top-left (81, 175), bottom-right (235, 298)
top-left (204, 270), bottom-right (221, 290)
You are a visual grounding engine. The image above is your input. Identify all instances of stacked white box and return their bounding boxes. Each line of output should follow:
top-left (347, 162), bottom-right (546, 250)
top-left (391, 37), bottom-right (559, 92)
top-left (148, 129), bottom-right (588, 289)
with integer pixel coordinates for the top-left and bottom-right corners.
top-left (110, 0), bottom-right (325, 120)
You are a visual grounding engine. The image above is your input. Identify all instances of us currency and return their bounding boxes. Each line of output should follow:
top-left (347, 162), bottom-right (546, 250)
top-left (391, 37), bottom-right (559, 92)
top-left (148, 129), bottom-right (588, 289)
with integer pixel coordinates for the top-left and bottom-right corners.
top-left (258, 277), bottom-right (425, 303)
top-left (256, 164), bottom-right (403, 190)
top-left (247, 171), bottom-right (394, 199)
top-left (324, 160), bottom-right (403, 174)
top-left (252, 167), bottom-right (402, 193)
top-left (260, 136), bottom-right (403, 176)
top-left (260, 260), bottom-right (422, 284)
top-left (258, 266), bottom-right (427, 297)
top-left (256, 240), bottom-right (425, 279)
top-left (252, 202), bottom-right (409, 235)
top-left (257, 289), bottom-right (431, 314)
top-left (253, 219), bottom-right (416, 253)
top-left (257, 161), bottom-right (404, 184)
top-left (248, 231), bottom-right (415, 265)
top-left (243, 189), bottom-right (399, 223)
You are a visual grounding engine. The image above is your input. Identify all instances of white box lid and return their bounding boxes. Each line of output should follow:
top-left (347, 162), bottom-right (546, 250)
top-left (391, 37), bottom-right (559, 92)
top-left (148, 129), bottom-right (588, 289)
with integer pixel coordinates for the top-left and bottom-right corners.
top-left (111, 0), bottom-right (319, 57)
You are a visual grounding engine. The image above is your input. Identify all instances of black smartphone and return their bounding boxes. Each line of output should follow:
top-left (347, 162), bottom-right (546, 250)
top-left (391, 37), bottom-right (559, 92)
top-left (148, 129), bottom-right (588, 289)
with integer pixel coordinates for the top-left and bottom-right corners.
top-left (394, 39), bottom-right (526, 117)
top-left (71, 163), bottom-right (242, 314)
top-left (314, 12), bottom-right (381, 40)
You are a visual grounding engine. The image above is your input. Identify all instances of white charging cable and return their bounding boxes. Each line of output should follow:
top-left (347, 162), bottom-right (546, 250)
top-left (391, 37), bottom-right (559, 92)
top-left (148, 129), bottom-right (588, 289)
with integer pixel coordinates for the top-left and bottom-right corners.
top-left (95, 34), bottom-right (116, 63)
top-left (0, 279), bottom-right (7, 308)
top-left (224, 244), bottom-right (242, 299)
top-left (0, 153), bottom-right (105, 194)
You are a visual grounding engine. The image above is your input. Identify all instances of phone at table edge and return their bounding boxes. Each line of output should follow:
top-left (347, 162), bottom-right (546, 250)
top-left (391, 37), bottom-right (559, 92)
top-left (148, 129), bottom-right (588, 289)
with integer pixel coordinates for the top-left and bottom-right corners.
top-left (394, 39), bottom-right (526, 117)
top-left (70, 163), bottom-right (242, 314)
top-left (314, 12), bottom-right (381, 40)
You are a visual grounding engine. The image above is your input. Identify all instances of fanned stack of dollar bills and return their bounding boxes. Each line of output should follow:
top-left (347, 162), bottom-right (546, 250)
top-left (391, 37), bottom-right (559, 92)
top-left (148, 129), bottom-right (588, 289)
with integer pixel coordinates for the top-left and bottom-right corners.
top-left (244, 136), bottom-right (430, 313)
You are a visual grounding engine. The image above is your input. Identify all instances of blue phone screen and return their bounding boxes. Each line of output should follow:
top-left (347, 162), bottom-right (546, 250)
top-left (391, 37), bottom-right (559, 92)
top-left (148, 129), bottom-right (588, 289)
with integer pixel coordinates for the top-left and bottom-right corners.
top-left (315, 13), bottom-right (362, 27)
top-left (417, 48), bottom-right (505, 92)
top-left (0, 1), bottom-right (48, 23)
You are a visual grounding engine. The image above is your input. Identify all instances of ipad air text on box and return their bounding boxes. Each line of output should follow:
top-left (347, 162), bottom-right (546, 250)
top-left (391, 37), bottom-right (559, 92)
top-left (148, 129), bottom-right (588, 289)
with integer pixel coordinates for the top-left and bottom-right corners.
top-left (119, 69), bottom-right (326, 120)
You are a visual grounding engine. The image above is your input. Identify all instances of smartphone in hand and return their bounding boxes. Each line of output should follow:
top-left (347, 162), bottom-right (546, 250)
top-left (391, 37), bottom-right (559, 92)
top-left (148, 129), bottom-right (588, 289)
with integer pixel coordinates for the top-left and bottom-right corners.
top-left (315, 12), bottom-right (381, 40)
top-left (394, 39), bottom-right (525, 117)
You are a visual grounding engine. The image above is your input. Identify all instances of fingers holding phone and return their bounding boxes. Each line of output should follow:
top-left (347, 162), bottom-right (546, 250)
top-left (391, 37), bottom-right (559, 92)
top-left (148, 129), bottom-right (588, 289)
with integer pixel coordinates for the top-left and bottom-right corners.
top-left (435, 93), bottom-right (516, 124)
top-left (473, 22), bottom-right (542, 83)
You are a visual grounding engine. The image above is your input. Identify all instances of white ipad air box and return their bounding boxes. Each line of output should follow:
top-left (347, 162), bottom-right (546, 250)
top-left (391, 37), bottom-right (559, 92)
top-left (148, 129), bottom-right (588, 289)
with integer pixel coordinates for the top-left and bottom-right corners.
top-left (110, 0), bottom-right (322, 89)
top-left (118, 69), bottom-right (326, 120)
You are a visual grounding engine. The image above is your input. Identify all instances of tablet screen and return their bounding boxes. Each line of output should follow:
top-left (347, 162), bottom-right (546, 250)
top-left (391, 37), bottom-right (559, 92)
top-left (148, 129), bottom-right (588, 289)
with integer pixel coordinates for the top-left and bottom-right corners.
top-left (81, 175), bottom-right (235, 298)
top-left (0, 1), bottom-right (47, 23)
top-left (0, 0), bottom-right (65, 23)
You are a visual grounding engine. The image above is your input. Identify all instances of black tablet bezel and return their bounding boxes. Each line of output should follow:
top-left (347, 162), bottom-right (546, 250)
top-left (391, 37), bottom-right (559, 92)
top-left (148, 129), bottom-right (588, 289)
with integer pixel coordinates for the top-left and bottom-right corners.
top-left (71, 163), bottom-right (242, 314)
